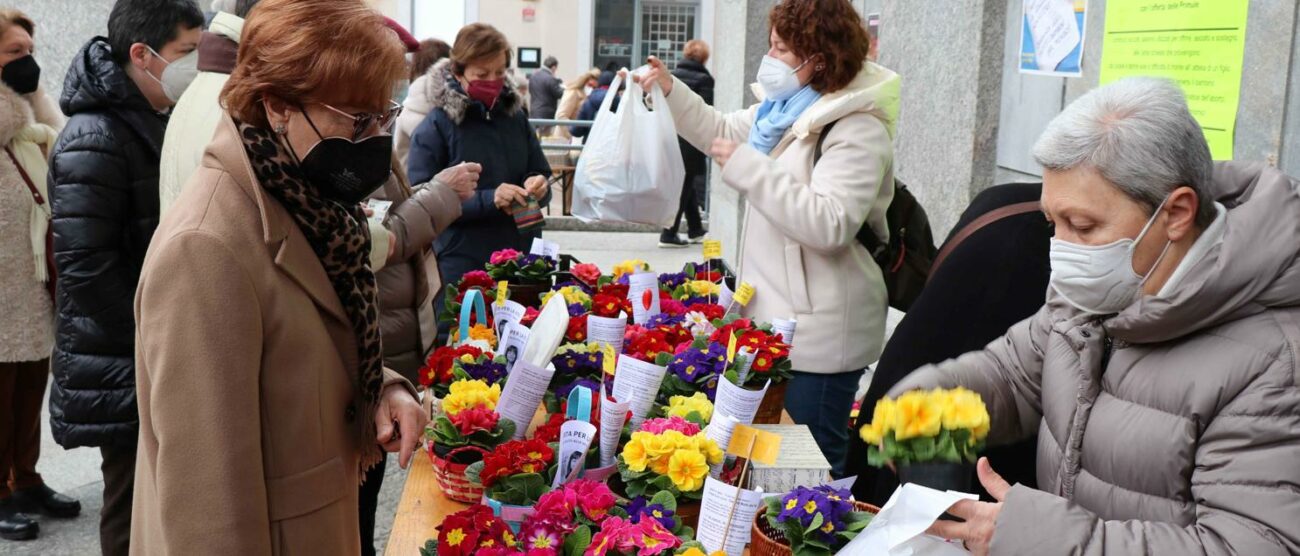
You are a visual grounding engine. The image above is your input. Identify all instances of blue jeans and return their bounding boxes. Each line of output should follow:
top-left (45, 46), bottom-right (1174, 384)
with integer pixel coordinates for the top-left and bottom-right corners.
top-left (783, 369), bottom-right (865, 478)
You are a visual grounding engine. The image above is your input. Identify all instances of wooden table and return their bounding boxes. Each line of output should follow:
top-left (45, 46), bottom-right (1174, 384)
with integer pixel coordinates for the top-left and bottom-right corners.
top-left (384, 411), bottom-right (795, 555)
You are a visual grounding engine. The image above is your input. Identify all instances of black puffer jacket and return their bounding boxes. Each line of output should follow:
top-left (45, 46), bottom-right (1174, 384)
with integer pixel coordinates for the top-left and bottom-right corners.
top-left (670, 58), bottom-right (714, 175)
top-left (48, 38), bottom-right (166, 448)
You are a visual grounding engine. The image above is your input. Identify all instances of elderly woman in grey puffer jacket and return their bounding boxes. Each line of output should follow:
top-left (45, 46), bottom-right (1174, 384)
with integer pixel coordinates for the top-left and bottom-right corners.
top-left (890, 77), bottom-right (1300, 555)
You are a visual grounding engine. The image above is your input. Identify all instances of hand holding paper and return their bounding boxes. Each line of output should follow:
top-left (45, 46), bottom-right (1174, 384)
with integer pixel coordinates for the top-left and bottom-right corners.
top-left (923, 458), bottom-right (1010, 556)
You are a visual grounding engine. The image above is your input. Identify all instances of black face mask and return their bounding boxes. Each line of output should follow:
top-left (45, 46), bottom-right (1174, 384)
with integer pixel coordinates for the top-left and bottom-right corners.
top-left (290, 110), bottom-right (393, 205)
top-left (2, 55), bottom-right (40, 95)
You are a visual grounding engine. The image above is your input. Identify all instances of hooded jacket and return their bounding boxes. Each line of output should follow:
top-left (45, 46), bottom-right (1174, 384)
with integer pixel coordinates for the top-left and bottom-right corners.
top-left (48, 37), bottom-right (167, 448)
top-left (665, 62), bottom-right (901, 373)
top-left (670, 58), bottom-right (714, 175)
top-left (892, 162), bottom-right (1300, 554)
top-left (405, 59), bottom-right (552, 295)
top-left (0, 81), bottom-right (63, 363)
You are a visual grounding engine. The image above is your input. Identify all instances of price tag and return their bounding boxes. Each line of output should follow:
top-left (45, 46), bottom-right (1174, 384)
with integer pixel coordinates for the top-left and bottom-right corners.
top-left (601, 343), bottom-right (617, 376)
top-left (726, 425), bottom-right (781, 465)
top-left (727, 332), bottom-right (738, 363)
top-left (733, 282), bottom-right (755, 306)
top-left (496, 281), bottom-right (508, 306)
top-left (702, 239), bottom-right (722, 260)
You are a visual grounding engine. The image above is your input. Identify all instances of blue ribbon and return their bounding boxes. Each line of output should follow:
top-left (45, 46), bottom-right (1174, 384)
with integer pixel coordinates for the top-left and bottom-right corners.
top-left (566, 385), bottom-right (593, 423)
top-left (458, 289), bottom-right (487, 342)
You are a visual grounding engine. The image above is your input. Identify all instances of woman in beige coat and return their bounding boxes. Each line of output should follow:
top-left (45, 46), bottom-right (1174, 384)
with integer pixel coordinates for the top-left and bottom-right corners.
top-left (547, 68), bottom-right (600, 140)
top-left (893, 79), bottom-right (1300, 555)
top-left (131, 1), bottom-right (424, 553)
top-left (637, 0), bottom-right (897, 477)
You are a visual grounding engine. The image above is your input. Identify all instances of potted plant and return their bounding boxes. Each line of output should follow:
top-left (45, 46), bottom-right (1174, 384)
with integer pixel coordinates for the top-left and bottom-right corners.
top-left (426, 379), bottom-right (514, 503)
top-left (751, 485), bottom-right (875, 556)
top-left (616, 417), bottom-right (724, 529)
top-left (422, 504), bottom-right (519, 556)
top-left (487, 249), bottom-right (557, 308)
top-left (466, 437), bottom-right (556, 530)
top-left (417, 344), bottom-right (488, 398)
top-left (709, 317), bottom-right (793, 424)
top-left (858, 387), bottom-right (991, 492)
top-left (439, 269), bottom-right (499, 324)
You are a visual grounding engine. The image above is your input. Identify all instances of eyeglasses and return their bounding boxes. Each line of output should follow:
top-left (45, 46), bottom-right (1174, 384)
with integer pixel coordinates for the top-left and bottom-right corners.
top-left (317, 100), bottom-right (403, 141)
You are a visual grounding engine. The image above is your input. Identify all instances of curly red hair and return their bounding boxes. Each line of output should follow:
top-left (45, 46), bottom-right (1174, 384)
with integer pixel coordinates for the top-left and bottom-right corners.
top-left (769, 0), bottom-right (871, 93)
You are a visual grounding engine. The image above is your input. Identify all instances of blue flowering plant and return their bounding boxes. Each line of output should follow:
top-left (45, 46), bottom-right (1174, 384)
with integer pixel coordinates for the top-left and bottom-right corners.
top-left (487, 248), bottom-right (557, 284)
top-left (763, 485), bottom-right (873, 555)
top-left (626, 490), bottom-right (696, 541)
top-left (656, 338), bottom-right (727, 404)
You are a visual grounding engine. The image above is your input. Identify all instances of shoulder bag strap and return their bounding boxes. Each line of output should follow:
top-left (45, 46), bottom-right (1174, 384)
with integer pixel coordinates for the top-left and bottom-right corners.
top-left (927, 200), bottom-right (1041, 283)
top-left (4, 146), bottom-right (45, 206)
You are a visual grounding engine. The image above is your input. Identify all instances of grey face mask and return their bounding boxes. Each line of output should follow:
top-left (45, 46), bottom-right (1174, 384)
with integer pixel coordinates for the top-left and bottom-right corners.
top-left (145, 46), bottom-right (199, 103)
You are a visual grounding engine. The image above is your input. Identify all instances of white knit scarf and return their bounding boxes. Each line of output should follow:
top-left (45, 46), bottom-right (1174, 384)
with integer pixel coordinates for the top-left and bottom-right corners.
top-left (8, 122), bottom-right (58, 282)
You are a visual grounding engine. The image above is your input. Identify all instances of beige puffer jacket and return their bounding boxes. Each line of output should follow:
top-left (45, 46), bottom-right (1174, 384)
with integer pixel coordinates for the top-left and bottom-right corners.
top-left (369, 167), bottom-right (461, 381)
top-left (892, 161), bottom-right (1300, 554)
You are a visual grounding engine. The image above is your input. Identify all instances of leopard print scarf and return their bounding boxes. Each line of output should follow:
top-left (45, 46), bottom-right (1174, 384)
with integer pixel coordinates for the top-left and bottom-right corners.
top-left (238, 122), bottom-right (386, 477)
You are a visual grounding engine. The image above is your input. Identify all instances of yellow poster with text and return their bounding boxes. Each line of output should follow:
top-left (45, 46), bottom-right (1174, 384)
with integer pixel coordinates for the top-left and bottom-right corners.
top-left (1098, 0), bottom-right (1248, 160)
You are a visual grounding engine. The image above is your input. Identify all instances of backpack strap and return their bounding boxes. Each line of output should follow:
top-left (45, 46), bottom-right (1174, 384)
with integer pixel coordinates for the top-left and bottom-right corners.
top-left (927, 200), bottom-right (1041, 283)
top-left (814, 120), bottom-right (889, 255)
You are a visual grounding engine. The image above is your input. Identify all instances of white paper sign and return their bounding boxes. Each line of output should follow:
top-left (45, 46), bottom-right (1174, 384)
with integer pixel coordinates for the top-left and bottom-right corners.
top-left (366, 199), bottom-right (392, 221)
top-left (1023, 0), bottom-right (1080, 73)
top-left (493, 300), bottom-right (527, 338)
top-left (500, 322), bottom-right (531, 374)
top-left (839, 483), bottom-right (977, 555)
top-left (529, 238), bottom-right (560, 260)
top-left (522, 294), bottom-right (570, 368)
top-left (697, 476), bottom-right (765, 556)
top-left (734, 348), bottom-right (755, 385)
top-left (705, 413), bottom-right (739, 477)
top-left (611, 356), bottom-right (667, 431)
top-left (627, 272), bottom-right (661, 325)
top-left (772, 318), bottom-right (797, 347)
top-left (599, 387), bottom-right (631, 467)
top-left (714, 377), bottom-right (770, 426)
top-left (587, 313), bottom-right (627, 353)
top-left (495, 359), bottom-right (555, 439)
top-left (553, 420), bottom-right (598, 487)
top-left (717, 283), bottom-right (734, 311)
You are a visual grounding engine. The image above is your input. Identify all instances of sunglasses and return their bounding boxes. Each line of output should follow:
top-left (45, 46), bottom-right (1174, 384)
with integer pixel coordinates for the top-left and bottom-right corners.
top-left (316, 100), bottom-right (403, 141)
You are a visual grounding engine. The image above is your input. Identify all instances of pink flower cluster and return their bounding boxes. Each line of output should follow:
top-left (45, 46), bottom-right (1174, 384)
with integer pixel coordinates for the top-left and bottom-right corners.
top-left (490, 249), bottom-right (522, 265)
top-left (588, 516), bottom-right (681, 556)
top-left (638, 416), bottom-right (701, 436)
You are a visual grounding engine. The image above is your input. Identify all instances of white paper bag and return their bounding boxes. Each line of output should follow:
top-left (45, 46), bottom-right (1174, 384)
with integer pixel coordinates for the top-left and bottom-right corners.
top-left (572, 69), bottom-right (685, 227)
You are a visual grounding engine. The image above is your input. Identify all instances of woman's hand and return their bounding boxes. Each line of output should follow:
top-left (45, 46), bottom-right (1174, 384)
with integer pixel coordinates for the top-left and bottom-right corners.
top-left (374, 384), bottom-right (428, 469)
top-left (494, 183), bottom-right (530, 212)
top-left (435, 162), bottom-right (481, 201)
top-left (627, 55), bottom-right (673, 95)
top-left (925, 458), bottom-right (1011, 555)
top-left (524, 175), bottom-right (549, 200)
top-left (710, 138), bottom-right (739, 168)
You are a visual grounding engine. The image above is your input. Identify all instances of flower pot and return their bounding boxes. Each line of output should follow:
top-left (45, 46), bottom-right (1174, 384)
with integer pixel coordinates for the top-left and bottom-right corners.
top-left (750, 501), bottom-right (879, 556)
top-left (481, 494), bottom-right (537, 532)
top-left (509, 281), bottom-right (551, 309)
top-left (428, 443), bottom-right (488, 504)
top-left (580, 464), bottom-right (618, 482)
top-left (676, 501), bottom-right (701, 531)
top-left (897, 461), bottom-right (973, 493)
top-left (752, 381), bottom-right (789, 424)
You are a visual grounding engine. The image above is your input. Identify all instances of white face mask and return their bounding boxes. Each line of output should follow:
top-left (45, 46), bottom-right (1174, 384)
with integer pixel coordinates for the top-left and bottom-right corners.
top-left (1048, 197), bottom-right (1173, 315)
top-left (145, 46), bottom-right (198, 103)
top-left (756, 55), bottom-right (808, 101)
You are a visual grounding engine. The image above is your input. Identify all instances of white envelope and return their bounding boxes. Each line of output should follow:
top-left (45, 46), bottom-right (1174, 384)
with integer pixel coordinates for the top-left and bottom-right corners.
top-left (837, 483), bottom-right (975, 555)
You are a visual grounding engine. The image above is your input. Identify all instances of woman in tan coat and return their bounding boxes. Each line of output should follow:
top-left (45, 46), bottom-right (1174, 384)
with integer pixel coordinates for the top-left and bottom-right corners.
top-left (548, 68), bottom-right (601, 140)
top-left (636, 0), bottom-right (897, 477)
top-left (131, 1), bottom-right (424, 553)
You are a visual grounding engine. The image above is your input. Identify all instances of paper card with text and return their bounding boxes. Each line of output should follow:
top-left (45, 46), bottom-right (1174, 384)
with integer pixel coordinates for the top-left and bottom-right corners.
top-left (727, 425), bottom-right (781, 465)
top-left (702, 239), bottom-right (722, 260)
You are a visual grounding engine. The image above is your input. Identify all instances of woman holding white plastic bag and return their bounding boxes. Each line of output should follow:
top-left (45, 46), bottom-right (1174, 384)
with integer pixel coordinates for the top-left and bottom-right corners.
top-left (634, 0), bottom-right (898, 477)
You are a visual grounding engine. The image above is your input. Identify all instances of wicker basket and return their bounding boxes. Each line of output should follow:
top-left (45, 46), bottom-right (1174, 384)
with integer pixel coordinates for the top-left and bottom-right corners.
top-left (750, 501), bottom-right (879, 556)
top-left (429, 443), bottom-right (488, 504)
top-left (752, 381), bottom-right (789, 424)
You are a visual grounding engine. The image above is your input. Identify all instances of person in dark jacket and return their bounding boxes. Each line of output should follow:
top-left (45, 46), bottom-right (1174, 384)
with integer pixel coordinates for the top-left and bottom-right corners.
top-left (660, 40), bottom-right (714, 247)
top-left (571, 70), bottom-right (620, 138)
top-left (46, 2), bottom-right (202, 554)
top-left (847, 182), bottom-right (1050, 506)
top-left (406, 23), bottom-right (551, 333)
top-left (528, 55), bottom-right (563, 131)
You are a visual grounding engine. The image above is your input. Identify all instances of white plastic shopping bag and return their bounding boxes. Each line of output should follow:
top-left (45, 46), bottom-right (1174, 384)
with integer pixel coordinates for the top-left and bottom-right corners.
top-left (572, 68), bottom-right (685, 227)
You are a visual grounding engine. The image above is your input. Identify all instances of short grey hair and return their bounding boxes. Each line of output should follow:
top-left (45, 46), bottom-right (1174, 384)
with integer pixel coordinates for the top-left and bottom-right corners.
top-left (1033, 77), bottom-right (1216, 227)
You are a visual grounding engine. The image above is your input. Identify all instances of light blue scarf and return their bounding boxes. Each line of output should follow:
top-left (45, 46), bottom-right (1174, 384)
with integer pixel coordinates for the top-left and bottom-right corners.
top-left (747, 85), bottom-right (822, 155)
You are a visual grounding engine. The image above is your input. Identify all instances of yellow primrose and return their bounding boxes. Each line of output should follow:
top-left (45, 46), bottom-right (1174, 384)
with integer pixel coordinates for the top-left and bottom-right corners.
top-left (612, 259), bottom-right (649, 279)
top-left (940, 387), bottom-right (990, 434)
top-left (667, 449), bottom-right (709, 492)
top-left (441, 380), bottom-right (501, 416)
top-left (892, 390), bottom-right (942, 441)
top-left (622, 435), bottom-right (649, 472)
top-left (859, 419), bottom-right (886, 446)
top-left (542, 286), bottom-right (592, 308)
top-left (666, 392), bottom-right (714, 422)
top-left (687, 280), bottom-right (720, 296)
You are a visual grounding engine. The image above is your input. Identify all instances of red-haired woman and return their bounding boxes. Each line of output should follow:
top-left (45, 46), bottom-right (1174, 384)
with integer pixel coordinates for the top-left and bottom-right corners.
top-left (637, 0), bottom-right (898, 477)
top-left (131, 0), bottom-right (424, 552)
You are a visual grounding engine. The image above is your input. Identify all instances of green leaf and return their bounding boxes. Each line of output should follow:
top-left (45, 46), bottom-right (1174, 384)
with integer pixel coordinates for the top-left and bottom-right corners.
top-left (656, 352), bottom-right (673, 366)
top-left (563, 525), bottom-right (592, 556)
top-left (866, 446), bottom-right (886, 468)
top-left (465, 460), bottom-right (485, 484)
top-left (419, 539), bottom-right (438, 556)
top-left (651, 490), bottom-right (677, 512)
top-left (912, 436), bottom-right (937, 462)
top-left (806, 511), bottom-right (825, 534)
